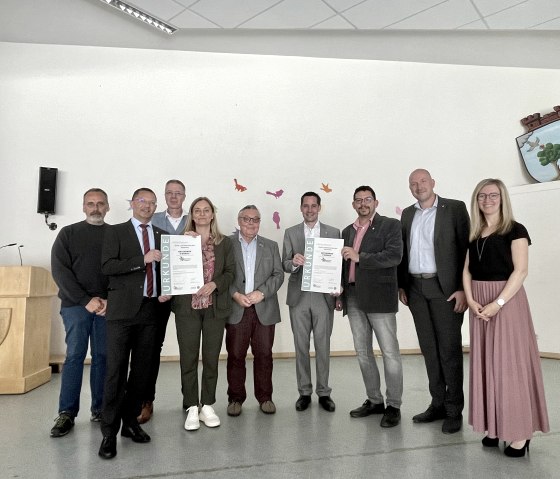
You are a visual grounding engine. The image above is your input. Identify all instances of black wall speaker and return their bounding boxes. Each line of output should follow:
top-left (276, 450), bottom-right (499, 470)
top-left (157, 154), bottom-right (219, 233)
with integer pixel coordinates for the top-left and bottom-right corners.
top-left (37, 167), bottom-right (58, 214)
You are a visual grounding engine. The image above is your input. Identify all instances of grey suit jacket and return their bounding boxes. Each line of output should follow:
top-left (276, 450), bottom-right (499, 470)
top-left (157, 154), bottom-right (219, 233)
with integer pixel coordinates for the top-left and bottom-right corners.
top-left (397, 196), bottom-right (469, 298)
top-left (341, 214), bottom-right (403, 314)
top-left (227, 233), bottom-right (284, 326)
top-left (151, 211), bottom-right (188, 235)
top-left (282, 222), bottom-right (340, 308)
top-left (101, 219), bottom-right (165, 321)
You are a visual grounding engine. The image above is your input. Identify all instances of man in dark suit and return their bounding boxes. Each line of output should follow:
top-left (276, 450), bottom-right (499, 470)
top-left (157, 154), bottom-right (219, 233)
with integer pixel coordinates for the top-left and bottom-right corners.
top-left (98, 188), bottom-right (168, 459)
top-left (397, 169), bottom-right (469, 434)
top-left (226, 205), bottom-right (284, 417)
top-left (138, 179), bottom-right (188, 424)
top-left (340, 186), bottom-right (404, 428)
top-left (282, 192), bottom-right (340, 412)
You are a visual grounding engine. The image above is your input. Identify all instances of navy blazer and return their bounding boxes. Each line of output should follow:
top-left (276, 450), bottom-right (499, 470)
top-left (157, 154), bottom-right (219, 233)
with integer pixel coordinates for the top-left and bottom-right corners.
top-left (341, 214), bottom-right (403, 314)
top-left (397, 196), bottom-right (469, 298)
top-left (102, 219), bottom-right (165, 321)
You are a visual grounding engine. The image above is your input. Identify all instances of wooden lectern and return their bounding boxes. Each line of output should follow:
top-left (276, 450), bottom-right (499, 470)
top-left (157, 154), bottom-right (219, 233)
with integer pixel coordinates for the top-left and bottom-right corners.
top-left (0, 266), bottom-right (58, 394)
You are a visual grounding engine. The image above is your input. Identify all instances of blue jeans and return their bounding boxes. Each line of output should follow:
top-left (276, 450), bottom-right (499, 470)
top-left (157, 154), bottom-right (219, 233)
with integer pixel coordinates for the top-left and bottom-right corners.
top-left (59, 306), bottom-right (107, 417)
top-left (346, 294), bottom-right (403, 409)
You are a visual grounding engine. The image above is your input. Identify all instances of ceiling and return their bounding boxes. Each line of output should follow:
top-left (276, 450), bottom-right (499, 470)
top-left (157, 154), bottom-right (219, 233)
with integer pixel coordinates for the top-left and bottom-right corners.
top-left (123, 0), bottom-right (560, 31)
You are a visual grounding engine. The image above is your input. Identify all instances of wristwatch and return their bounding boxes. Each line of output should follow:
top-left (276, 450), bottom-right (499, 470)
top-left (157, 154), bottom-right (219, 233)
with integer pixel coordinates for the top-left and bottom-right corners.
top-left (496, 298), bottom-right (505, 308)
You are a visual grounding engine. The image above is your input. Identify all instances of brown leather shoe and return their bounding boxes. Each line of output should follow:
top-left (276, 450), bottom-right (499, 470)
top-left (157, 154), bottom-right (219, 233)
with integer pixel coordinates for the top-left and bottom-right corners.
top-left (137, 401), bottom-right (153, 424)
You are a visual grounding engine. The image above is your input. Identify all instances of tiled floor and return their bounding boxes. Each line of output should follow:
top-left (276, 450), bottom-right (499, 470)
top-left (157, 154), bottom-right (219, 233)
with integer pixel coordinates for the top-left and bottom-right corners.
top-left (1, 355), bottom-right (558, 479)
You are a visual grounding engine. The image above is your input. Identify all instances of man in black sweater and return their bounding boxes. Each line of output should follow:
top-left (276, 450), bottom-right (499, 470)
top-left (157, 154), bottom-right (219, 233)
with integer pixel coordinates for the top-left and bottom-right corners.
top-left (50, 188), bottom-right (110, 438)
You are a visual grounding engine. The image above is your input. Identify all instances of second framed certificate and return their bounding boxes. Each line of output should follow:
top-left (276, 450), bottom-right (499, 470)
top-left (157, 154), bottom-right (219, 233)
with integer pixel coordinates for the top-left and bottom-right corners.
top-left (301, 237), bottom-right (343, 294)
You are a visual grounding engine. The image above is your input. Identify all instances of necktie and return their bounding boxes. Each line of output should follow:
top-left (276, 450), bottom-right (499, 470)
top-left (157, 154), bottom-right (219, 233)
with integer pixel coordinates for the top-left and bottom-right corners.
top-left (140, 224), bottom-right (154, 297)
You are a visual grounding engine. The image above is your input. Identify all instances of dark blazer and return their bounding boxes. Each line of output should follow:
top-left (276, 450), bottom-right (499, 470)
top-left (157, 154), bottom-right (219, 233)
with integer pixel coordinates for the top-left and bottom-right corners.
top-left (282, 222), bottom-right (340, 308)
top-left (101, 220), bottom-right (165, 321)
top-left (172, 236), bottom-right (235, 320)
top-left (397, 196), bottom-right (469, 298)
top-left (228, 233), bottom-right (284, 326)
top-left (341, 214), bottom-right (403, 314)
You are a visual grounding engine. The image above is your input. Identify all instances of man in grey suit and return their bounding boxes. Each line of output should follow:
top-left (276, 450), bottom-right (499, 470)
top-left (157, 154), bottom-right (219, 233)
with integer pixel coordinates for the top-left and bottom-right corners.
top-left (139, 179), bottom-right (188, 424)
top-left (282, 192), bottom-right (340, 412)
top-left (397, 168), bottom-right (469, 434)
top-left (340, 186), bottom-right (404, 428)
top-left (226, 205), bottom-right (284, 417)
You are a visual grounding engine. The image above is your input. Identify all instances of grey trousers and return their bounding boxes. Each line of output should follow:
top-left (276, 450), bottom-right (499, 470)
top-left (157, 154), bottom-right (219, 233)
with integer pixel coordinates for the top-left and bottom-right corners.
top-left (289, 292), bottom-right (334, 397)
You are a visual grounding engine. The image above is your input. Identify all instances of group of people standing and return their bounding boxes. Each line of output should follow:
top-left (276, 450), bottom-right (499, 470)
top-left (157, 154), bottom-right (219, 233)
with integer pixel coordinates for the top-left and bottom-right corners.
top-left (49, 170), bottom-right (549, 461)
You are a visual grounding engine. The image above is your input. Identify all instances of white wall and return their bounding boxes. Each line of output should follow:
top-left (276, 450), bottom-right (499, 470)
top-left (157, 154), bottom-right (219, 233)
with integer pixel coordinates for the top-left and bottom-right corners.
top-left (1, 41), bottom-right (558, 357)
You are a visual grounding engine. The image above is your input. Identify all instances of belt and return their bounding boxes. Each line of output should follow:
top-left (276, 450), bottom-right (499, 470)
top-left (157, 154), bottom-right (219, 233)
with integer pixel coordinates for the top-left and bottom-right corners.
top-left (142, 297), bottom-right (159, 303)
top-left (410, 273), bottom-right (437, 279)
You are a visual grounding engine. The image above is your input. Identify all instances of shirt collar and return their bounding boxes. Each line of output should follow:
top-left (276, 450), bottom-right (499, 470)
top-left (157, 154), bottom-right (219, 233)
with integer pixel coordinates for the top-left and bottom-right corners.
top-left (414, 195), bottom-right (439, 211)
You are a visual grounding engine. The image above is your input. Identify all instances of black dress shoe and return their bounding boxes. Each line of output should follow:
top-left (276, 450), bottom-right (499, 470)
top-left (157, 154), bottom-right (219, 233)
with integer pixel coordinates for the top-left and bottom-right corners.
top-left (121, 423), bottom-right (151, 443)
top-left (98, 435), bottom-right (117, 459)
top-left (482, 436), bottom-right (500, 447)
top-left (295, 395), bottom-right (311, 411)
top-left (380, 406), bottom-right (401, 428)
top-left (318, 396), bottom-right (336, 412)
top-left (350, 399), bottom-right (385, 418)
top-left (442, 414), bottom-right (462, 434)
top-left (412, 405), bottom-right (447, 423)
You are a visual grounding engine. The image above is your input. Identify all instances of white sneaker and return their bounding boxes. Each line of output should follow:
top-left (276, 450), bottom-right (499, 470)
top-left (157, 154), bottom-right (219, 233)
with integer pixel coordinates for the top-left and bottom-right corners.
top-left (199, 405), bottom-right (220, 428)
top-left (184, 406), bottom-right (200, 431)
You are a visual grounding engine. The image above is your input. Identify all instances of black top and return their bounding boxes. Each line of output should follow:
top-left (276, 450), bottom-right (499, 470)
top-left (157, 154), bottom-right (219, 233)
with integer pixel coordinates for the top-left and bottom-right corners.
top-left (51, 220), bottom-right (109, 308)
top-left (468, 221), bottom-right (531, 281)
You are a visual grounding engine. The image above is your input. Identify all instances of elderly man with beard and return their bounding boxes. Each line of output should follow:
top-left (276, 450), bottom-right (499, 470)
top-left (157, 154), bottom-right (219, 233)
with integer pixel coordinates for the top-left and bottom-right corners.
top-left (50, 188), bottom-right (110, 437)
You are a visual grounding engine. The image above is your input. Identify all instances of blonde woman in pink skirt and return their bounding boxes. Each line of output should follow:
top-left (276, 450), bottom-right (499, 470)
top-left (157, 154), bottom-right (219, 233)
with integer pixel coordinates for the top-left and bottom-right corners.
top-left (463, 178), bottom-right (549, 458)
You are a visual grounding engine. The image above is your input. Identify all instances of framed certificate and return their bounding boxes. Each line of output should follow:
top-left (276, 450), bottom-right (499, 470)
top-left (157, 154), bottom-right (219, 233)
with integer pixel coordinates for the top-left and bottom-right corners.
top-left (160, 235), bottom-right (204, 295)
top-left (301, 237), bottom-right (343, 294)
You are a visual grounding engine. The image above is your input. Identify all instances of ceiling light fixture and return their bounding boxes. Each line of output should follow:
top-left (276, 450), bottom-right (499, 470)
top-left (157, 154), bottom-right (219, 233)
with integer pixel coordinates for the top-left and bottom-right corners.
top-left (98, 0), bottom-right (177, 35)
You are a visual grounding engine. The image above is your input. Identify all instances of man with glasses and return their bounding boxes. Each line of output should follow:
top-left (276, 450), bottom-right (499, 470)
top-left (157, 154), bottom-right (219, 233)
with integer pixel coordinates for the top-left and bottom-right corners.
top-left (397, 169), bottom-right (469, 434)
top-left (98, 188), bottom-right (169, 459)
top-left (226, 205), bottom-right (284, 417)
top-left (138, 180), bottom-right (188, 424)
top-left (340, 186), bottom-right (404, 428)
top-left (50, 188), bottom-right (110, 438)
top-left (282, 192), bottom-right (340, 412)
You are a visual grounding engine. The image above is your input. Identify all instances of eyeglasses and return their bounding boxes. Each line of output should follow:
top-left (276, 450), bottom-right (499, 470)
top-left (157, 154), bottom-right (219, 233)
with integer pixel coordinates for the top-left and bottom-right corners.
top-left (477, 193), bottom-right (500, 201)
top-left (239, 216), bottom-right (261, 224)
top-left (134, 198), bottom-right (157, 207)
top-left (353, 196), bottom-right (374, 205)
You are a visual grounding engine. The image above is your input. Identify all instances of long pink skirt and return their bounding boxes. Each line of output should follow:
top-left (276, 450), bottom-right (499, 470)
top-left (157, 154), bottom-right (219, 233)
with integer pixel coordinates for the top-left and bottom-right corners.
top-left (469, 281), bottom-right (549, 441)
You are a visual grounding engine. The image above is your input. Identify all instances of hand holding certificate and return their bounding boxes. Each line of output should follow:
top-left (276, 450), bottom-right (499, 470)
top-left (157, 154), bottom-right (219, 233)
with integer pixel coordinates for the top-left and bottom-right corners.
top-left (301, 237), bottom-right (343, 294)
top-left (160, 235), bottom-right (204, 295)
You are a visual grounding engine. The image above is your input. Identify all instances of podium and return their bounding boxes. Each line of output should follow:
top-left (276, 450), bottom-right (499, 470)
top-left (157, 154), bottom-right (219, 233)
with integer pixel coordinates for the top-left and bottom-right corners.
top-left (0, 266), bottom-right (58, 394)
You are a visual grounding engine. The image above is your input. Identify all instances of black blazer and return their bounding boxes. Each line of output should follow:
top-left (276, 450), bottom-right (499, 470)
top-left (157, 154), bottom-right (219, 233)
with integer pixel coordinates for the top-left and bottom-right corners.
top-left (397, 196), bottom-right (470, 298)
top-left (341, 214), bottom-right (403, 314)
top-left (101, 219), bottom-right (165, 320)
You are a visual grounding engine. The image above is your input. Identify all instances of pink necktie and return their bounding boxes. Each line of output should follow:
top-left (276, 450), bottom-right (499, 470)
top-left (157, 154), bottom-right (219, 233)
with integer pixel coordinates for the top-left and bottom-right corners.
top-left (140, 224), bottom-right (154, 297)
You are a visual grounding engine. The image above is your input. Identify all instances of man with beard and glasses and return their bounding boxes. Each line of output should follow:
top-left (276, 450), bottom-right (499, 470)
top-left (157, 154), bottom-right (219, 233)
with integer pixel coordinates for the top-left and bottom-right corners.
top-left (340, 186), bottom-right (404, 428)
top-left (50, 188), bottom-right (110, 438)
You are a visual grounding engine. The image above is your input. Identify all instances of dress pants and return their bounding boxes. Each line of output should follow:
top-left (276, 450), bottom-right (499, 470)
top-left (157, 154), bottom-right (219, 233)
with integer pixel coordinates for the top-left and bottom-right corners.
top-left (346, 290), bottom-right (403, 409)
top-left (174, 297), bottom-right (225, 408)
top-left (145, 301), bottom-right (171, 402)
top-left (289, 292), bottom-right (333, 397)
top-left (408, 276), bottom-right (464, 416)
top-left (101, 299), bottom-right (158, 437)
top-left (226, 305), bottom-right (275, 404)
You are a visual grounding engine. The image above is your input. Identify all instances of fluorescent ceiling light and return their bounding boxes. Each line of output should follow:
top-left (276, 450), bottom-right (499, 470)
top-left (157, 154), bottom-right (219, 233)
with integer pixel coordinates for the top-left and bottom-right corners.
top-left (99, 0), bottom-right (177, 35)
